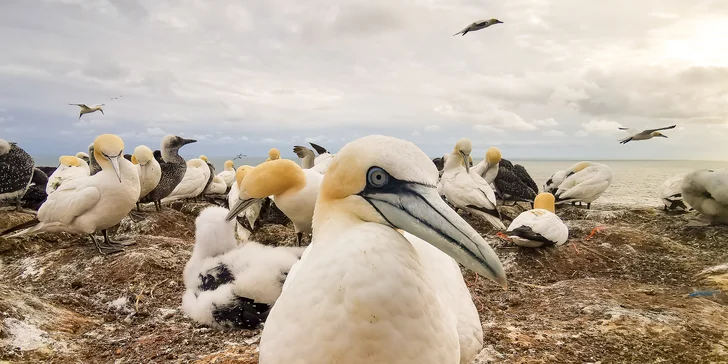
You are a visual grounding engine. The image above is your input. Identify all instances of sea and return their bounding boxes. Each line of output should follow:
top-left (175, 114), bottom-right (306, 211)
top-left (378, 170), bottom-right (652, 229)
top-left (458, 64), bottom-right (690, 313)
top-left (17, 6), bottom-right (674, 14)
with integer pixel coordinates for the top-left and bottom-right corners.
top-left (30, 156), bottom-right (728, 209)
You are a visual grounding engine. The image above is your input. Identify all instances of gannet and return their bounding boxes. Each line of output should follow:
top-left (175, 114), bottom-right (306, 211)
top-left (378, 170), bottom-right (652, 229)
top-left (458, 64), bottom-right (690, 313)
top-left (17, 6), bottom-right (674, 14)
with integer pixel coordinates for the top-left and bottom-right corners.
top-left (227, 165), bottom-right (261, 240)
top-left (256, 135), bottom-right (506, 364)
top-left (182, 206), bottom-right (304, 329)
top-left (161, 158), bottom-right (211, 203)
top-left (75, 152), bottom-right (90, 165)
top-left (0, 134), bottom-right (141, 254)
top-left (132, 145), bottom-right (161, 207)
top-left (440, 138), bottom-right (506, 230)
top-left (0, 139), bottom-right (35, 211)
top-left (139, 135), bottom-right (196, 210)
top-left (153, 150), bottom-right (164, 164)
top-left (46, 156), bottom-right (90, 196)
top-left (265, 148), bottom-right (281, 162)
top-left (87, 143), bottom-right (101, 175)
top-left (199, 155), bottom-right (216, 194)
top-left (69, 103), bottom-right (104, 119)
top-left (453, 18), bottom-right (503, 36)
top-left (309, 142), bottom-right (335, 174)
top-left (293, 145), bottom-right (315, 169)
top-left (216, 160), bottom-right (236, 187)
top-left (432, 155), bottom-right (446, 177)
top-left (660, 174), bottom-right (691, 211)
top-left (204, 176), bottom-right (227, 195)
top-left (472, 147), bottom-right (501, 184)
top-left (21, 168), bottom-right (49, 211)
top-left (618, 125), bottom-right (676, 144)
top-left (226, 159), bottom-right (323, 246)
top-left (123, 154), bottom-right (133, 162)
top-left (681, 169), bottom-right (728, 224)
top-left (493, 158), bottom-right (538, 204)
top-left (552, 161), bottom-right (613, 209)
top-left (505, 193), bottom-right (569, 247)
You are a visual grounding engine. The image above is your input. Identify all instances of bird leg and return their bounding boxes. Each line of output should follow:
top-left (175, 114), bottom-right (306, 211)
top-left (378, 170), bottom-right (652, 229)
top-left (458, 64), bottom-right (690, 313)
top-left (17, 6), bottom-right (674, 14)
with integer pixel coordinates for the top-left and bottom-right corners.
top-left (296, 231), bottom-right (303, 247)
top-left (586, 203), bottom-right (591, 209)
top-left (129, 210), bottom-right (146, 222)
top-left (103, 229), bottom-right (136, 247)
top-left (90, 234), bottom-right (125, 255)
top-left (155, 201), bottom-right (162, 212)
top-left (15, 197), bottom-right (22, 211)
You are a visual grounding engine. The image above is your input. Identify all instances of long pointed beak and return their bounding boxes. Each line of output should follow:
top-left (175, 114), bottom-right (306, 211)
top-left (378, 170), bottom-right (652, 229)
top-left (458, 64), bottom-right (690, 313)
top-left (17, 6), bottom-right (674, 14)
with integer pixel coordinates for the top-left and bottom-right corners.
top-left (109, 156), bottom-right (122, 182)
top-left (660, 135), bottom-right (668, 138)
top-left (182, 138), bottom-right (197, 145)
top-left (459, 151), bottom-right (470, 173)
top-left (361, 182), bottom-right (507, 289)
top-left (225, 197), bottom-right (265, 221)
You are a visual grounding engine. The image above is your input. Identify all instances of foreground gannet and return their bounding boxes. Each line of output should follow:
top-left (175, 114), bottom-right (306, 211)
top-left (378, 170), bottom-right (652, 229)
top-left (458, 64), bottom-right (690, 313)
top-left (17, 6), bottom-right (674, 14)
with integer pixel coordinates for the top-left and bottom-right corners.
top-left (505, 193), bottom-right (568, 247)
top-left (256, 135), bottom-right (507, 364)
top-left (226, 159), bottom-right (322, 246)
top-left (453, 18), bottom-right (503, 36)
top-left (292, 145), bottom-right (315, 169)
top-left (216, 160), bottom-right (236, 187)
top-left (265, 148), bottom-right (281, 162)
top-left (552, 162), bottom-right (613, 209)
top-left (0, 139), bottom-right (35, 211)
top-left (681, 169), bottom-right (728, 224)
top-left (161, 158), bottom-right (211, 203)
top-left (618, 125), bottom-right (676, 144)
top-left (472, 147), bottom-right (501, 184)
top-left (132, 145), bottom-right (161, 206)
top-left (46, 156), bottom-right (90, 196)
top-left (660, 174), bottom-right (691, 211)
top-left (182, 206), bottom-right (304, 330)
top-left (227, 165), bottom-right (262, 240)
top-left (69, 103), bottom-right (104, 119)
top-left (0, 134), bottom-right (140, 254)
top-left (440, 139), bottom-right (506, 230)
top-left (140, 135), bottom-right (196, 210)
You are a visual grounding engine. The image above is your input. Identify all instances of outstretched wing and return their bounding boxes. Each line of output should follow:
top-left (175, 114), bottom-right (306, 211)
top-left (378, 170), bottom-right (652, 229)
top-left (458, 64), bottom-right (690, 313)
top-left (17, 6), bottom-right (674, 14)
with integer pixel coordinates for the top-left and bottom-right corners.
top-left (69, 103), bottom-right (88, 108)
top-left (644, 125), bottom-right (676, 133)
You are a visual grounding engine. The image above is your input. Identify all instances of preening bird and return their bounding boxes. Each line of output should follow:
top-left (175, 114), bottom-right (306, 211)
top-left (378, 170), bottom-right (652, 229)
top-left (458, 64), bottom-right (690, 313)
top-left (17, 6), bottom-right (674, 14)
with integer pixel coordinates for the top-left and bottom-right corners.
top-left (453, 18), bottom-right (503, 36)
top-left (505, 193), bottom-right (569, 247)
top-left (618, 125), bottom-right (676, 144)
top-left (46, 156), bottom-right (90, 196)
top-left (69, 103), bottom-right (105, 119)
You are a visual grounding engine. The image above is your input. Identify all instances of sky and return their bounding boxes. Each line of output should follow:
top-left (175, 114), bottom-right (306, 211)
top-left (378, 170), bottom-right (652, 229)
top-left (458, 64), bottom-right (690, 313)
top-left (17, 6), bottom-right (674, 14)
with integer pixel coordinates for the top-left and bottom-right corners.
top-left (1, 0), bottom-right (727, 160)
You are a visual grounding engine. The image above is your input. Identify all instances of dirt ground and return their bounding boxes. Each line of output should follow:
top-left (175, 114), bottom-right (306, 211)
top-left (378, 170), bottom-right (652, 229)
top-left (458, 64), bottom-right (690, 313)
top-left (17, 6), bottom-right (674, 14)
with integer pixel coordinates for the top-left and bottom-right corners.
top-left (0, 201), bottom-right (726, 364)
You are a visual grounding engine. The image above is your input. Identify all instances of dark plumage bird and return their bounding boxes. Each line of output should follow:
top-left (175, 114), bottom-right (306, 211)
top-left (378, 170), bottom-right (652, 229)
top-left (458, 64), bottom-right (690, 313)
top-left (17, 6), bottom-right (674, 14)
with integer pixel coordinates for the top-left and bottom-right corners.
top-left (21, 168), bottom-right (49, 211)
top-left (88, 143), bottom-right (102, 175)
top-left (36, 166), bottom-right (57, 178)
top-left (493, 159), bottom-right (538, 204)
top-left (0, 139), bottom-right (35, 211)
top-left (140, 135), bottom-right (196, 211)
top-left (153, 150), bottom-right (164, 164)
top-left (123, 154), bottom-right (133, 162)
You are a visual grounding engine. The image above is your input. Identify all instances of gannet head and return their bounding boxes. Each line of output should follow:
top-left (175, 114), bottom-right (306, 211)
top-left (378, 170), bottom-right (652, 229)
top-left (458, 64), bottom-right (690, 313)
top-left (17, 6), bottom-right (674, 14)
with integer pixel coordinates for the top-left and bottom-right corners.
top-left (59, 155), bottom-right (82, 168)
top-left (651, 131), bottom-right (668, 138)
top-left (131, 155), bottom-right (138, 164)
top-left (235, 165), bottom-right (253, 187)
top-left (266, 148), bottom-right (281, 162)
top-left (226, 160), bottom-right (305, 219)
top-left (75, 152), bottom-right (90, 164)
top-left (486, 147), bottom-right (502, 166)
top-left (0, 139), bottom-right (10, 155)
top-left (133, 145), bottom-right (154, 167)
top-left (446, 138), bottom-right (473, 173)
top-left (187, 158), bottom-right (206, 169)
top-left (224, 160), bottom-right (234, 170)
top-left (93, 134), bottom-right (125, 182)
top-left (315, 135), bottom-right (507, 289)
top-left (489, 18), bottom-right (503, 25)
top-left (534, 192), bottom-right (556, 213)
top-left (199, 155), bottom-right (208, 162)
top-left (162, 134), bottom-right (197, 152)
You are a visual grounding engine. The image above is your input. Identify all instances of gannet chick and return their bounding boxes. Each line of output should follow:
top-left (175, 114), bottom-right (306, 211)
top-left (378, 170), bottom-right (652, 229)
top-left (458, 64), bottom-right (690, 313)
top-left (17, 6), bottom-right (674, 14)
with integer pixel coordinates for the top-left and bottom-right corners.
top-left (21, 168), bottom-right (50, 211)
top-left (46, 156), bottom-right (90, 196)
top-left (69, 103), bottom-right (104, 119)
top-left (199, 155), bottom-right (216, 195)
top-left (75, 152), bottom-right (90, 165)
top-left (226, 159), bottom-right (323, 246)
top-left (493, 158), bottom-right (538, 204)
top-left (681, 169), bottom-right (728, 224)
top-left (265, 148), bottom-right (280, 162)
top-left (660, 174), bottom-right (691, 211)
top-left (152, 150), bottom-right (164, 164)
top-left (552, 162), bottom-right (613, 209)
top-left (0, 134), bottom-right (140, 255)
top-left (453, 18), bottom-right (503, 36)
top-left (133, 145), bottom-right (161, 208)
top-left (161, 158), bottom-right (211, 203)
top-left (256, 135), bottom-right (507, 364)
top-left (293, 145), bottom-right (315, 169)
top-left (618, 125), bottom-right (676, 144)
top-left (505, 193), bottom-right (568, 247)
top-left (87, 143), bottom-right (101, 175)
top-left (204, 176), bottom-right (227, 195)
top-left (472, 147), bottom-right (501, 184)
top-left (440, 138), bottom-right (506, 230)
top-left (182, 206), bottom-right (304, 330)
top-left (0, 139), bottom-right (35, 211)
top-left (216, 160), bottom-right (236, 188)
top-left (227, 165), bottom-right (261, 240)
top-left (139, 135), bottom-right (196, 210)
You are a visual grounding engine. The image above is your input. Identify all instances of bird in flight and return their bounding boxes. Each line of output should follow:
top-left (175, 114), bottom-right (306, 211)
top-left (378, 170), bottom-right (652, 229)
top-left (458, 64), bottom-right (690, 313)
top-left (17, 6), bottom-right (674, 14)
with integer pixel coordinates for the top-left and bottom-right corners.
top-left (109, 95), bottom-right (123, 101)
top-left (618, 125), bottom-right (676, 144)
top-left (453, 18), bottom-right (503, 36)
top-left (69, 103), bottom-right (105, 119)
top-left (232, 153), bottom-right (247, 161)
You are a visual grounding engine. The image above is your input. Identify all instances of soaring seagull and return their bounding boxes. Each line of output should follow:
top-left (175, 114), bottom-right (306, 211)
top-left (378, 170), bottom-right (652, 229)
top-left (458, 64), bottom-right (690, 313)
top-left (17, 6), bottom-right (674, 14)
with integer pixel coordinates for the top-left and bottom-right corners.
top-left (69, 103), bottom-right (105, 119)
top-left (618, 125), bottom-right (676, 144)
top-left (453, 18), bottom-right (503, 36)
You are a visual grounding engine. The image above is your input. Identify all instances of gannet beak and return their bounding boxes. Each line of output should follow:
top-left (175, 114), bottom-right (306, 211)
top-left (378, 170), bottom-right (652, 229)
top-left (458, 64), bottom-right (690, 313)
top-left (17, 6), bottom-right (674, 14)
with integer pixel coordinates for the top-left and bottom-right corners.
top-left (660, 134), bottom-right (668, 138)
top-left (109, 156), bottom-right (122, 182)
top-left (361, 182), bottom-right (507, 289)
top-left (182, 138), bottom-right (197, 145)
top-left (459, 150), bottom-right (470, 173)
top-left (225, 197), bottom-right (265, 221)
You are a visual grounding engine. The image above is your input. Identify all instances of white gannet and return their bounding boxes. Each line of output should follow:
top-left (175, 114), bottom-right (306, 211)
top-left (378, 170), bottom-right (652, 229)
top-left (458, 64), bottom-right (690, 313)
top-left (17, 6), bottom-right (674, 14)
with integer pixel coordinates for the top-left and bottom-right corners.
top-left (75, 152), bottom-right (90, 165)
top-left (618, 125), bottom-right (676, 144)
top-left (204, 176), bottom-right (227, 195)
top-left (161, 158), bottom-right (211, 203)
top-left (0, 139), bottom-right (35, 211)
top-left (199, 155), bottom-right (216, 194)
top-left (309, 142), bottom-right (335, 174)
top-left (216, 160), bottom-right (236, 187)
top-left (551, 161), bottom-right (613, 209)
top-left (182, 206), bottom-right (304, 329)
top-left (440, 138), bottom-right (506, 230)
top-left (543, 170), bottom-right (567, 195)
top-left (140, 135), bottom-right (196, 210)
top-left (69, 103), bottom-right (104, 119)
top-left (681, 169), bottom-right (728, 224)
top-left (660, 174), bottom-right (691, 211)
top-left (266, 148), bottom-right (281, 162)
top-left (227, 159), bottom-right (323, 246)
top-left (293, 145), bottom-right (315, 169)
top-left (132, 145), bottom-right (161, 206)
top-left (252, 134), bottom-right (506, 364)
top-left (0, 134), bottom-right (140, 254)
top-left (227, 165), bottom-right (261, 240)
top-left (472, 147), bottom-right (501, 185)
top-left (505, 192), bottom-right (569, 247)
top-left (46, 156), bottom-right (90, 196)
top-left (453, 18), bottom-right (503, 36)
top-left (87, 142), bottom-right (102, 175)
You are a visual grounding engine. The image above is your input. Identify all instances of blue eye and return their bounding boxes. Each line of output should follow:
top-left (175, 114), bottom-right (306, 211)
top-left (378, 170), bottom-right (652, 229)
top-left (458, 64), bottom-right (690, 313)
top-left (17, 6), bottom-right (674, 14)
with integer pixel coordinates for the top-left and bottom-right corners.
top-left (367, 167), bottom-right (389, 188)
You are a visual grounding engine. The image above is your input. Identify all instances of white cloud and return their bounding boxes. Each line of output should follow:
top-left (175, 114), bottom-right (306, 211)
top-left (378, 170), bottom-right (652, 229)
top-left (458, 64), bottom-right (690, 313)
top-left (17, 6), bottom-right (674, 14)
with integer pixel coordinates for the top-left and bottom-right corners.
top-left (542, 129), bottom-right (566, 137)
top-left (146, 127), bottom-right (167, 136)
top-left (305, 135), bottom-right (328, 143)
top-left (424, 125), bottom-right (441, 132)
top-left (574, 130), bottom-right (588, 137)
top-left (411, 130), bottom-right (421, 136)
top-left (472, 124), bottom-right (506, 135)
top-left (581, 120), bottom-right (623, 134)
top-left (533, 118), bottom-right (558, 128)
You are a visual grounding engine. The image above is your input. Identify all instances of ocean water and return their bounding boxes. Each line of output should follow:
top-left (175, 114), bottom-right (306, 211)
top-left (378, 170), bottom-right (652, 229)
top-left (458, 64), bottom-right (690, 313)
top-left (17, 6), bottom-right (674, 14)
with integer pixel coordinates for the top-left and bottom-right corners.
top-left (30, 155), bottom-right (728, 209)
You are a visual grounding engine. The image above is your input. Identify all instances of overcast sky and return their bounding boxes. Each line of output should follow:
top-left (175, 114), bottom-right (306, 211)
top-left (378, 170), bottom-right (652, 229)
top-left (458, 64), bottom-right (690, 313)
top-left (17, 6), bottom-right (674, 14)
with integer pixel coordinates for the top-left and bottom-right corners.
top-left (1, 0), bottom-right (727, 160)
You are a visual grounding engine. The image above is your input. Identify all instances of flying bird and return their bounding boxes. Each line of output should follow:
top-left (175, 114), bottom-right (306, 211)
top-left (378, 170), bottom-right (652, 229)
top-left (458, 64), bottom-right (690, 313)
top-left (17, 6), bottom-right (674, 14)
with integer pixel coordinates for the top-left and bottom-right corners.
top-left (109, 95), bottom-right (123, 101)
top-left (232, 153), bottom-right (247, 161)
top-left (453, 18), bottom-right (503, 36)
top-left (69, 103), bottom-right (105, 119)
top-left (618, 125), bottom-right (676, 144)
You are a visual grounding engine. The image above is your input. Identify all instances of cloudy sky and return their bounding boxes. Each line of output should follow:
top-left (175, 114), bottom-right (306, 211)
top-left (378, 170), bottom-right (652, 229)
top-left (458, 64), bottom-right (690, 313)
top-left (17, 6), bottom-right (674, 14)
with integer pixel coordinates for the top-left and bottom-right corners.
top-left (2, 0), bottom-right (727, 160)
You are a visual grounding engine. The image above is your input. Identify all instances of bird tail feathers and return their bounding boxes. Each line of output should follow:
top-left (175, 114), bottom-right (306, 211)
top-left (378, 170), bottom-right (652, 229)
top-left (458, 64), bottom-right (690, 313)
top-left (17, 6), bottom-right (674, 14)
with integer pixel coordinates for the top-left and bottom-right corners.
top-left (0, 218), bottom-right (41, 238)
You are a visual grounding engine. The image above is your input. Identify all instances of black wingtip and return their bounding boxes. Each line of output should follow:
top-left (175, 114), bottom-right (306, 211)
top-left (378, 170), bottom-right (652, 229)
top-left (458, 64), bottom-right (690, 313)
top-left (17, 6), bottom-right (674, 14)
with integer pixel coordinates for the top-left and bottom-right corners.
top-left (309, 142), bottom-right (328, 155)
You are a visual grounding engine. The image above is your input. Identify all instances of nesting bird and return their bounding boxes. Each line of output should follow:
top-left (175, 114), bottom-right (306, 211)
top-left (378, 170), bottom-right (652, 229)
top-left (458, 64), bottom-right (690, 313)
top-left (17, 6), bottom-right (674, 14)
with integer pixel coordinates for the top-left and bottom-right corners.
top-left (46, 156), bottom-right (90, 196)
top-left (204, 176), bottom-right (227, 195)
top-left (199, 155), bottom-right (216, 194)
top-left (161, 158), bottom-right (211, 203)
top-left (505, 193), bottom-right (569, 247)
top-left (681, 169), bottom-right (728, 224)
top-left (618, 125), bottom-right (676, 144)
top-left (494, 158), bottom-right (538, 204)
top-left (139, 135), bottom-right (196, 210)
top-left (182, 206), bottom-right (304, 330)
top-left (216, 160), bottom-right (236, 188)
top-left (227, 165), bottom-right (262, 241)
top-left (546, 162), bottom-right (614, 209)
top-left (453, 18), bottom-right (503, 36)
top-left (87, 143), bottom-right (102, 175)
top-left (0, 139), bottom-right (35, 211)
top-left (69, 103), bottom-right (104, 119)
top-left (132, 145), bottom-right (162, 209)
top-left (660, 174), bottom-right (691, 211)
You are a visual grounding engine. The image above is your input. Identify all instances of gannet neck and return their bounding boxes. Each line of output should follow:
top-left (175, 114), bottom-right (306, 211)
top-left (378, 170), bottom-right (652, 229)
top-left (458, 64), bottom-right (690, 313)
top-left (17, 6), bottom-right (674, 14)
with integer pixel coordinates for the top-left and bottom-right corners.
top-left (443, 151), bottom-right (465, 171)
top-left (240, 159), bottom-right (305, 199)
top-left (534, 192), bottom-right (556, 213)
top-left (162, 145), bottom-right (184, 164)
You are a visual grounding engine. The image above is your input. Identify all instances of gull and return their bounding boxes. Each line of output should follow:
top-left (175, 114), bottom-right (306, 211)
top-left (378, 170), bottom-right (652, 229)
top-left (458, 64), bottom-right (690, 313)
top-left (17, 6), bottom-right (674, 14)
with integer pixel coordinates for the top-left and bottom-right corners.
top-left (69, 103), bottom-right (105, 119)
top-left (618, 125), bottom-right (676, 144)
top-left (453, 19), bottom-right (503, 36)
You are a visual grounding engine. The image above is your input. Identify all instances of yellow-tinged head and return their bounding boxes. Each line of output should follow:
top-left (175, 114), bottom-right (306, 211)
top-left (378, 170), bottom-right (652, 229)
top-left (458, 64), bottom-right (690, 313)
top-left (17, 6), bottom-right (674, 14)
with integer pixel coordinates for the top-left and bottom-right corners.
top-left (445, 138), bottom-right (473, 172)
top-left (239, 159), bottom-right (305, 199)
top-left (235, 165), bottom-right (254, 186)
top-left (187, 158), bottom-right (206, 168)
top-left (224, 160), bottom-right (234, 170)
top-left (266, 148), bottom-right (281, 162)
top-left (486, 147), bottom-right (502, 165)
top-left (569, 161), bottom-right (593, 173)
top-left (93, 134), bottom-right (125, 182)
top-left (534, 192), bottom-right (556, 213)
top-left (59, 155), bottom-right (82, 167)
top-left (199, 155), bottom-right (208, 162)
top-left (133, 145), bottom-right (154, 165)
top-left (131, 155), bottom-right (138, 164)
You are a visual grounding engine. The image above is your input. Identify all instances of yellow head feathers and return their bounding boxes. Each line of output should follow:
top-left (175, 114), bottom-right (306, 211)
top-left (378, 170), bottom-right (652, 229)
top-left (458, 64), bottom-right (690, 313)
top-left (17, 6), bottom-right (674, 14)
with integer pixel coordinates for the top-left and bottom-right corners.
top-left (133, 145), bottom-right (154, 165)
top-left (131, 155), bottom-right (138, 164)
top-left (224, 160), bottom-right (234, 169)
top-left (187, 158), bottom-right (206, 168)
top-left (239, 159), bottom-right (305, 199)
top-left (199, 155), bottom-right (208, 162)
top-left (235, 165), bottom-right (253, 186)
top-left (534, 192), bottom-right (556, 213)
top-left (266, 148), bottom-right (281, 162)
top-left (59, 155), bottom-right (82, 167)
top-left (571, 161), bottom-right (591, 173)
top-left (486, 147), bottom-right (502, 164)
top-left (93, 134), bottom-right (124, 161)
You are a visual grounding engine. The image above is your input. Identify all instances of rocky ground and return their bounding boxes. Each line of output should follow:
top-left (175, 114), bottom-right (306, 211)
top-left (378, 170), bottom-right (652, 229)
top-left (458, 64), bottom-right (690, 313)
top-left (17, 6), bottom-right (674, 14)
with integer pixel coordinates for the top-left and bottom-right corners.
top-left (0, 201), bottom-right (726, 364)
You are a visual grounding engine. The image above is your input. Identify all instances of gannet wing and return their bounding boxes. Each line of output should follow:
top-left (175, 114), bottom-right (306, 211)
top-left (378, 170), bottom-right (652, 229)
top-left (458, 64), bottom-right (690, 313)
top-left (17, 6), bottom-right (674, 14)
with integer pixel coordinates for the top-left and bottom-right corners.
top-left (38, 180), bottom-right (101, 224)
top-left (644, 125), bottom-right (677, 133)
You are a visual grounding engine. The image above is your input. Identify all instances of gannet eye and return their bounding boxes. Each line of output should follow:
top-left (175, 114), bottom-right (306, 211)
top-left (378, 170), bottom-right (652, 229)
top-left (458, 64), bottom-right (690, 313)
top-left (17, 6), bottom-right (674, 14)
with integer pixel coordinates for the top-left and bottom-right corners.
top-left (367, 167), bottom-right (389, 188)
